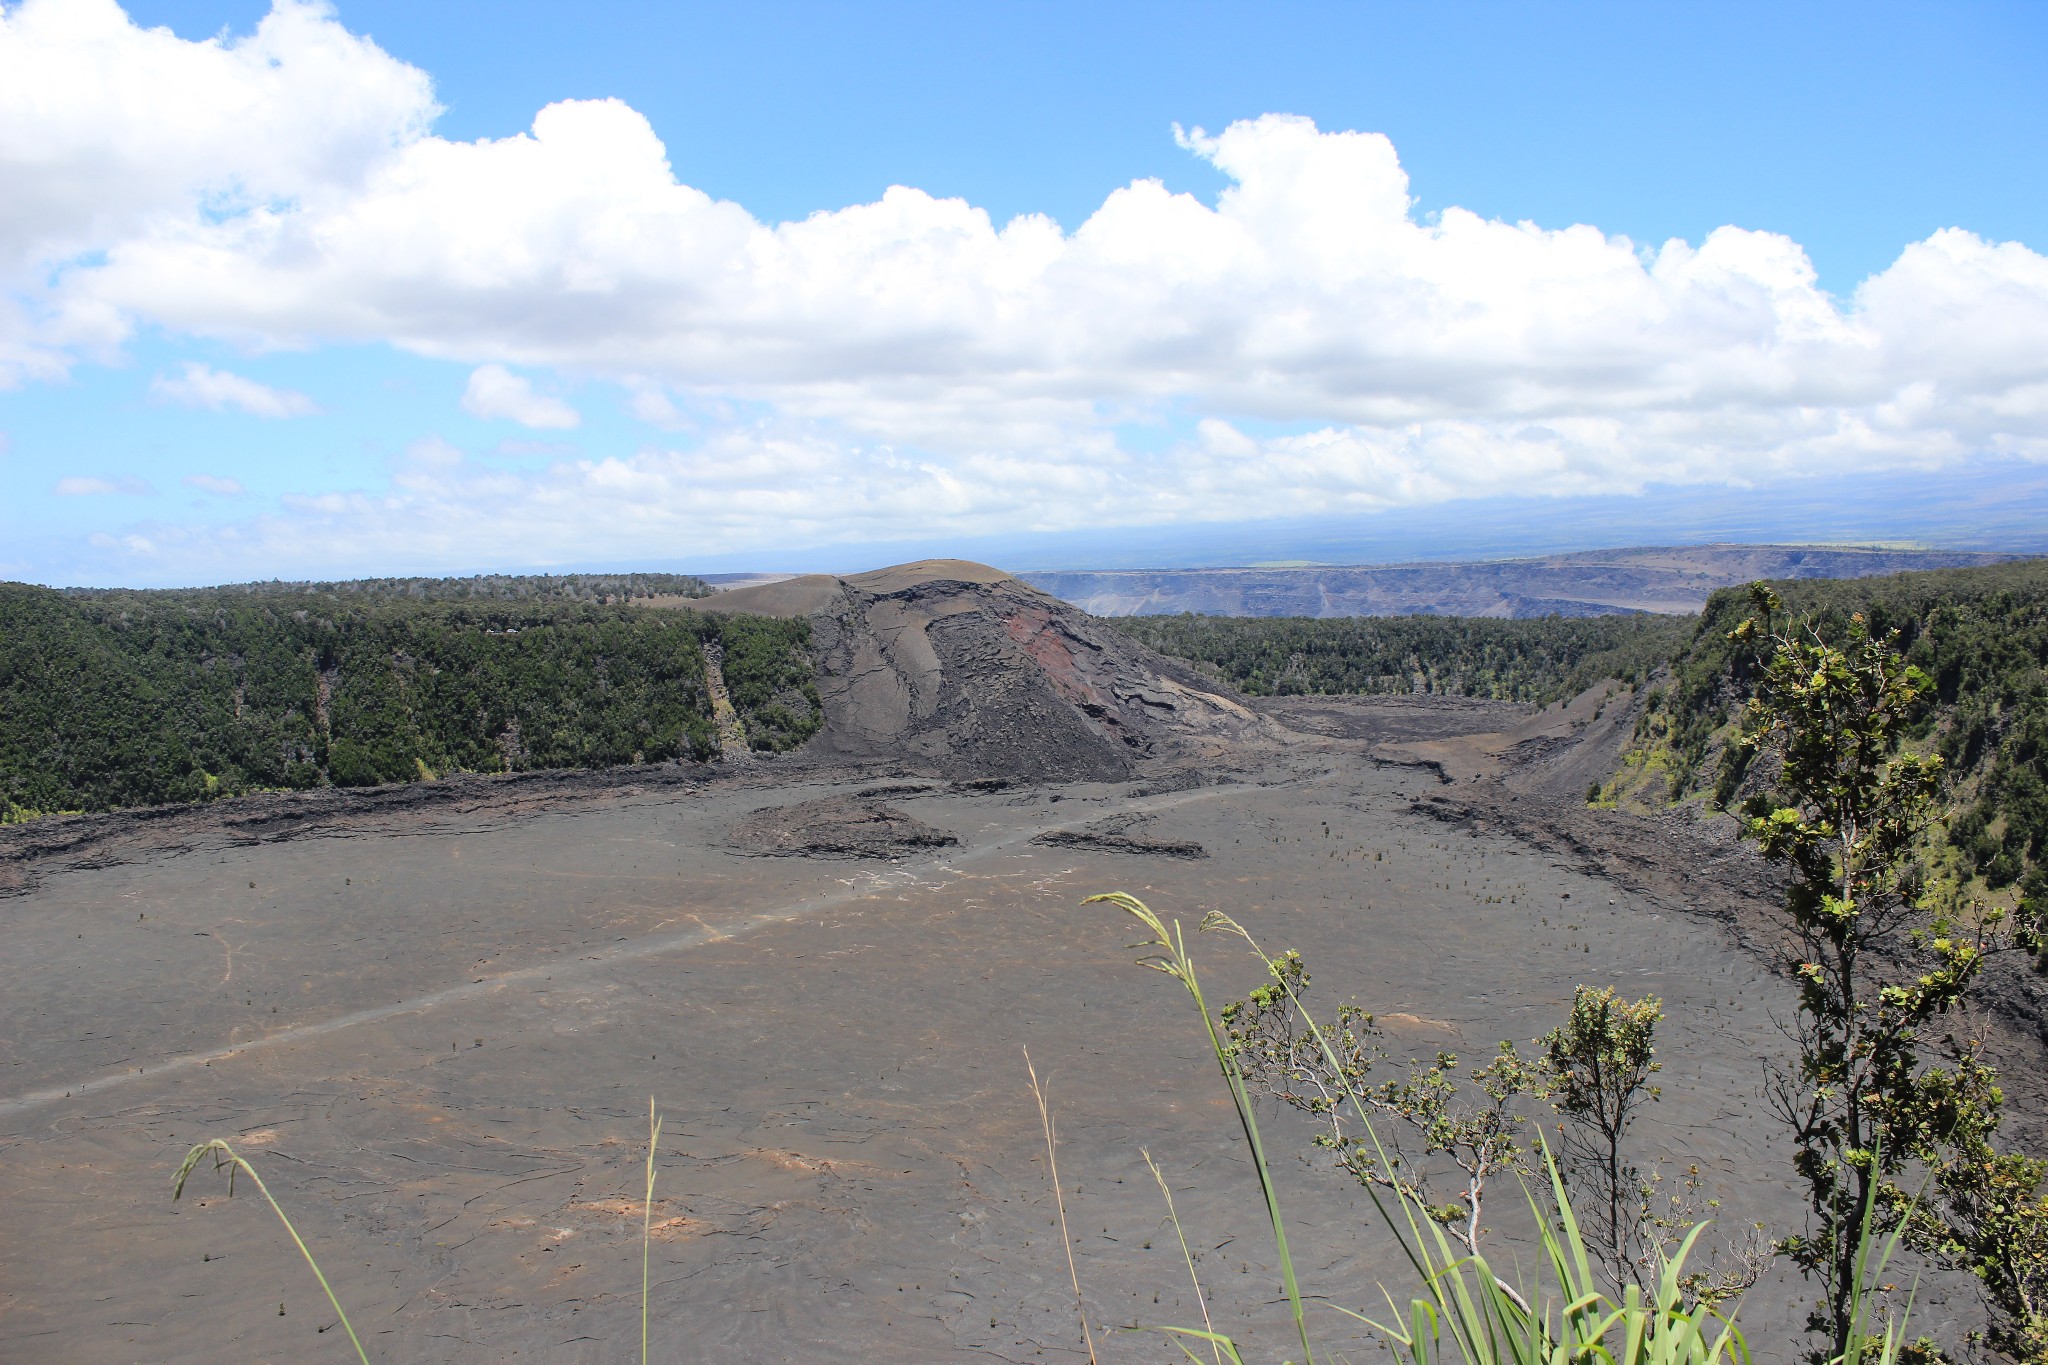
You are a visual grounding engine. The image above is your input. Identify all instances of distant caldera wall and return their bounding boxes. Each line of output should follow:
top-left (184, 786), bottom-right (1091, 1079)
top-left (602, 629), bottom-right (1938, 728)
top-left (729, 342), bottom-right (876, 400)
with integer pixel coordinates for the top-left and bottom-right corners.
top-left (1020, 544), bottom-right (2025, 618)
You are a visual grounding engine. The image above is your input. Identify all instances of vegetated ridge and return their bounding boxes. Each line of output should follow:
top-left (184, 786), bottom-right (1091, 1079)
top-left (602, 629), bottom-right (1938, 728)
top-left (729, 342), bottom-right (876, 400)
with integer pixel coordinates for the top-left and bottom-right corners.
top-left (60, 570), bottom-right (715, 604)
top-left (0, 580), bottom-right (816, 820)
top-left (1618, 557), bottom-right (2048, 905)
top-left (1, 557), bottom-right (1260, 821)
top-left (1109, 612), bottom-right (1688, 706)
top-left (1026, 543), bottom-right (2016, 618)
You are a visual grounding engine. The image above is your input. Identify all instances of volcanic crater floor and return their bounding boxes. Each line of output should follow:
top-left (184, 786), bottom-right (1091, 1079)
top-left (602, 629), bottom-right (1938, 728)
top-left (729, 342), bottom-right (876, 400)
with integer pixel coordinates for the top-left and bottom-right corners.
top-left (0, 725), bottom-right (1994, 1361)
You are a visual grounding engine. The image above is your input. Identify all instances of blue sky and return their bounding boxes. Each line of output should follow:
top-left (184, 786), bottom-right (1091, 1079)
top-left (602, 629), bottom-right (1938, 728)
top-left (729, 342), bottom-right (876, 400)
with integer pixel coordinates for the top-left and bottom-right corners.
top-left (3, 0), bottom-right (2046, 585)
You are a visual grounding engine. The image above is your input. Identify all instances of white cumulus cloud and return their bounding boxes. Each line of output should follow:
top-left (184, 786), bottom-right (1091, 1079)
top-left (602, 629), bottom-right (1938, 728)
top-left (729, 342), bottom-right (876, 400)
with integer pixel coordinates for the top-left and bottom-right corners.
top-left (151, 362), bottom-right (317, 416)
top-left (0, 0), bottom-right (435, 383)
top-left (3, 0), bottom-right (2046, 567)
top-left (182, 473), bottom-right (246, 494)
top-left (460, 364), bottom-right (580, 429)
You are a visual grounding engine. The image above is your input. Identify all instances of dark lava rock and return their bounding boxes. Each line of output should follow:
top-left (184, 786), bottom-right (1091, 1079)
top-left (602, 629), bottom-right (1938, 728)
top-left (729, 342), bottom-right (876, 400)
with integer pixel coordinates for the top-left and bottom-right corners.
top-left (726, 796), bottom-right (959, 859)
top-left (1030, 829), bottom-right (1207, 859)
top-left (701, 559), bottom-right (1269, 785)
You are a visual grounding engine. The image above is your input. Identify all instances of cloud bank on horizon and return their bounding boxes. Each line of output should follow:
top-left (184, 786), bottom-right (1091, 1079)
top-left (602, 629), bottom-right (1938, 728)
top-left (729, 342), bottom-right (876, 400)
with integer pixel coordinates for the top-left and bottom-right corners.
top-left (2, 0), bottom-right (2046, 581)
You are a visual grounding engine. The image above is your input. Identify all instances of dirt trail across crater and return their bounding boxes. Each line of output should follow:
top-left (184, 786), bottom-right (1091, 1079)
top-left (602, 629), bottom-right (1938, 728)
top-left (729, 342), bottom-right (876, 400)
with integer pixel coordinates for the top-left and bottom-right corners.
top-left (0, 780), bottom-right (1234, 1122)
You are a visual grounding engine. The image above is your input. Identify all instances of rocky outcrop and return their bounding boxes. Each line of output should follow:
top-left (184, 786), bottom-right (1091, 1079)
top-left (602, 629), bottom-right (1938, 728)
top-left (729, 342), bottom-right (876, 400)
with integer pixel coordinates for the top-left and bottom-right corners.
top-left (725, 795), bottom-right (959, 859)
top-left (703, 560), bottom-right (1266, 781)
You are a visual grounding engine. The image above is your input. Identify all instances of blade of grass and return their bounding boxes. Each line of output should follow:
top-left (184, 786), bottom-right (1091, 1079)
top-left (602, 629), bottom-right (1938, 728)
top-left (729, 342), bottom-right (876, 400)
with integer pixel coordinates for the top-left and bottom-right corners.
top-left (643, 1095), bottom-right (663, 1365)
top-left (1028, 1047), bottom-right (1099, 1365)
top-left (1152, 1324), bottom-right (1253, 1364)
top-left (173, 1139), bottom-right (371, 1365)
top-left (1144, 1148), bottom-right (1225, 1365)
top-left (1199, 903), bottom-right (1757, 1365)
top-left (1086, 891), bottom-right (1319, 1365)
top-left (1838, 1160), bottom-right (1926, 1365)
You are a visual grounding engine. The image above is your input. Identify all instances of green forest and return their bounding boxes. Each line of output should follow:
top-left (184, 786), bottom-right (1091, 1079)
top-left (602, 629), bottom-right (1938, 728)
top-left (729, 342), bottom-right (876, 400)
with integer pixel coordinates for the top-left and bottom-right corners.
top-left (1636, 557), bottom-right (2048, 903)
top-left (0, 581), bottom-right (816, 820)
top-left (64, 569), bottom-right (714, 605)
top-left (1108, 610), bottom-right (1690, 705)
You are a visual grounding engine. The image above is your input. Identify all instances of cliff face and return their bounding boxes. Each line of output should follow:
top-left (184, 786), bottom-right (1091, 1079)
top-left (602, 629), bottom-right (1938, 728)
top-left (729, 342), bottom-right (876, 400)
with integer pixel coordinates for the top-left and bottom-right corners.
top-left (1022, 545), bottom-right (2019, 619)
top-left (703, 560), bottom-right (1264, 781)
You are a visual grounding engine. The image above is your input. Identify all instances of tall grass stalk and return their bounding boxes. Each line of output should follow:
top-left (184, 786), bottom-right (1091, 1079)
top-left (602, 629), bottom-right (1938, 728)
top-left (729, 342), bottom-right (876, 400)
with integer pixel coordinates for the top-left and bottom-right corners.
top-left (643, 1095), bottom-right (663, 1365)
top-left (1144, 1148), bottom-right (1225, 1365)
top-left (172, 1138), bottom-right (371, 1365)
top-left (1028, 1047), bottom-right (1100, 1365)
top-left (1085, 892), bottom-right (1319, 1364)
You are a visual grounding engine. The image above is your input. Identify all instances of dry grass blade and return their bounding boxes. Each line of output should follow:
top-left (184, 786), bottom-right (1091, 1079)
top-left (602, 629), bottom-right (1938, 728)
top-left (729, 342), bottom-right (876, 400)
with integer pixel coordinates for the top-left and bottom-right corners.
top-left (1027, 1047), bottom-right (1099, 1365)
top-left (1144, 1148), bottom-right (1223, 1365)
top-left (643, 1095), bottom-right (663, 1365)
top-left (171, 1138), bottom-right (371, 1365)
